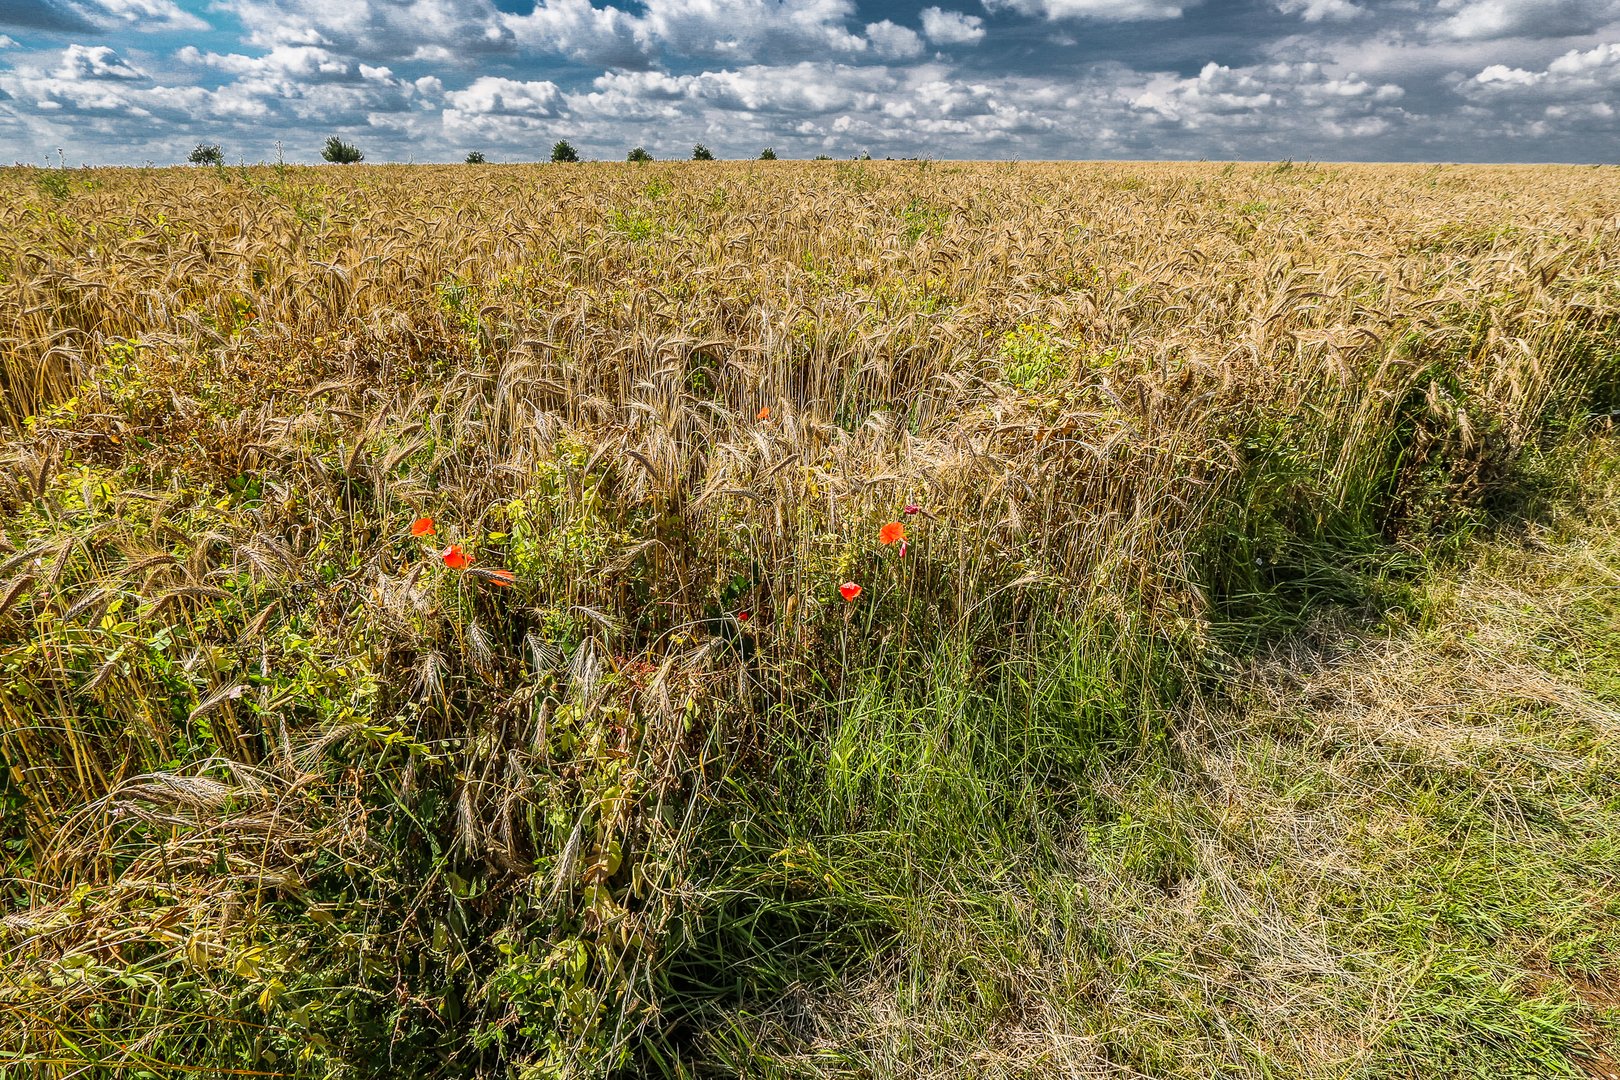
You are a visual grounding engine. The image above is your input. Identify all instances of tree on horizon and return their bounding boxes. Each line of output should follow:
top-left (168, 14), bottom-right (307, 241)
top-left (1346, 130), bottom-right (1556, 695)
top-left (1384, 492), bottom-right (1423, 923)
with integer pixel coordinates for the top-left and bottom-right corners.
top-left (321, 136), bottom-right (363, 164)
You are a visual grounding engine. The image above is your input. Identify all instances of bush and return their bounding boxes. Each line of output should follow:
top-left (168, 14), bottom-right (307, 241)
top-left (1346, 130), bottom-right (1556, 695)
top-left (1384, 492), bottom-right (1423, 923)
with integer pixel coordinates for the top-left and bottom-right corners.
top-left (550, 140), bottom-right (579, 163)
top-left (759, 147), bottom-right (777, 160)
top-left (692, 143), bottom-right (715, 161)
top-left (321, 136), bottom-right (363, 164)
top-left (627, 146), bottom-right (653, 163)
top-left (465, 151), bottom-right (486, 164)
top-left (187, 143), bottom-right (224, 166)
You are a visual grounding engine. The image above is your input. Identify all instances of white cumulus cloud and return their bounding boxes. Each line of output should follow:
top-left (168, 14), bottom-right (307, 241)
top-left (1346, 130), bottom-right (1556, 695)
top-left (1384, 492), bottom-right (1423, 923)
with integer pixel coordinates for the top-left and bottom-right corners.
top-left (179, 44), bottom-right (359, 81)
top-left (983, 0), bottom-right (1191, 21)
top-left (443, 75), bottom-right (565, 140)
top-left (1465, 40), bottom-right (1620, 93)
top-left (1275, 0), bottom-right (1363, 22)
top-left (920, 7), bottom-right (986, 44)
top-left (57, 44), bottom-right (145, 80)
top-left (446, 75), bottom-right (564, 117)
top-left (866, 20), bottom-right (925, 59)
top-left (1129, 60), bottom-right (1404, 140)
top-left (1456, 42), bottom-right (1620, 144)
top-left (77, 0), bottom-right (210, 32)
top-left (1433, 0), bottom-right (1620, 40)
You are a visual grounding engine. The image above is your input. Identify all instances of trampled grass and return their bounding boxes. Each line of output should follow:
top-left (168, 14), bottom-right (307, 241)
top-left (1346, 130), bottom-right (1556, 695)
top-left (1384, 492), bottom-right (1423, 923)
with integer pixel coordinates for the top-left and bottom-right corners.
top-left (1, 160), bottom-right (1618, 1077)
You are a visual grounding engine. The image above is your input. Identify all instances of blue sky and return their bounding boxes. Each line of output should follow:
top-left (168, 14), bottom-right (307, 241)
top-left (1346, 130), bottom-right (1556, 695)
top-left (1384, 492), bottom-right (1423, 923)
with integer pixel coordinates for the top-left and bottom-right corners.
top-left (1, 0), bottom-right (1617, 163)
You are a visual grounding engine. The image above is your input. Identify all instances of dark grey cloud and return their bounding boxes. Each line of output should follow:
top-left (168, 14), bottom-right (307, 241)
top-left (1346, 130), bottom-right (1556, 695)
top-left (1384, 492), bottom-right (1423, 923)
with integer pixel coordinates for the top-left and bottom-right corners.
top-left (0, 0), bottom-right (93, 31)
top-left (1, 0), bottom-right (205, 33)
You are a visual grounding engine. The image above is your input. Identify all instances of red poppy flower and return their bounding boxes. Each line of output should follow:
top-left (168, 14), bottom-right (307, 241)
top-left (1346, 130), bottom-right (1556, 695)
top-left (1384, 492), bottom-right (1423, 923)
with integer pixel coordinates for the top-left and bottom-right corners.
top-left (470, 567), bottom-right (515, 588)
top-left (879, 522), bottom-right (905, 546)
top-left (839, 581), bottom-right (862, 602)
top-left (411, 516), bottom-right (436, 538)
top-left (737, 610), bottom-right (751, 622)
top-left (757, 406), bottom-right (771, 420)
top-left (904, 504), bottom-right (920, 516)
top-left (441, 544), bottom-right (471, 570)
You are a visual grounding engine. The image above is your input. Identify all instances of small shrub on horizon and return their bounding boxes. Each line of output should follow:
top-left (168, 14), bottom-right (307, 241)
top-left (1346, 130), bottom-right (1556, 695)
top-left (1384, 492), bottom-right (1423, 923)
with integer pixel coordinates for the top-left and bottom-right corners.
top-left (320, 136), bottom-right (363, 164)
top-left (188, 143), bottom-right (224, 166)
top-left (551, 140), bottom-right (580, 163)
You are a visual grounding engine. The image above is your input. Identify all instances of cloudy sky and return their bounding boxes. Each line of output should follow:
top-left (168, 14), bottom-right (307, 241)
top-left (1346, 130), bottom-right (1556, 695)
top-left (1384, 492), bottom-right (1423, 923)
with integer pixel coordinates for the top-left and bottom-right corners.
top-left (0, 0), bottom-right (1616, 163)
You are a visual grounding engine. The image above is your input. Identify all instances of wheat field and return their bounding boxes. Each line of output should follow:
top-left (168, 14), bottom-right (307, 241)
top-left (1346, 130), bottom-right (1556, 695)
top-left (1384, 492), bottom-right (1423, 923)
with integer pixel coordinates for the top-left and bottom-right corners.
top-left (2, 160), bottom-right (1619, 1078)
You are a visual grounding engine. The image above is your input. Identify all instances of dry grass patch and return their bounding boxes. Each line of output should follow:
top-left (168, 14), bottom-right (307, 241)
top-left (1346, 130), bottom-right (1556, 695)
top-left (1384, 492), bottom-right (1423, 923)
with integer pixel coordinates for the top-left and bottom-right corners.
top-left (739, 458), bottom-right (1620, 1079)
